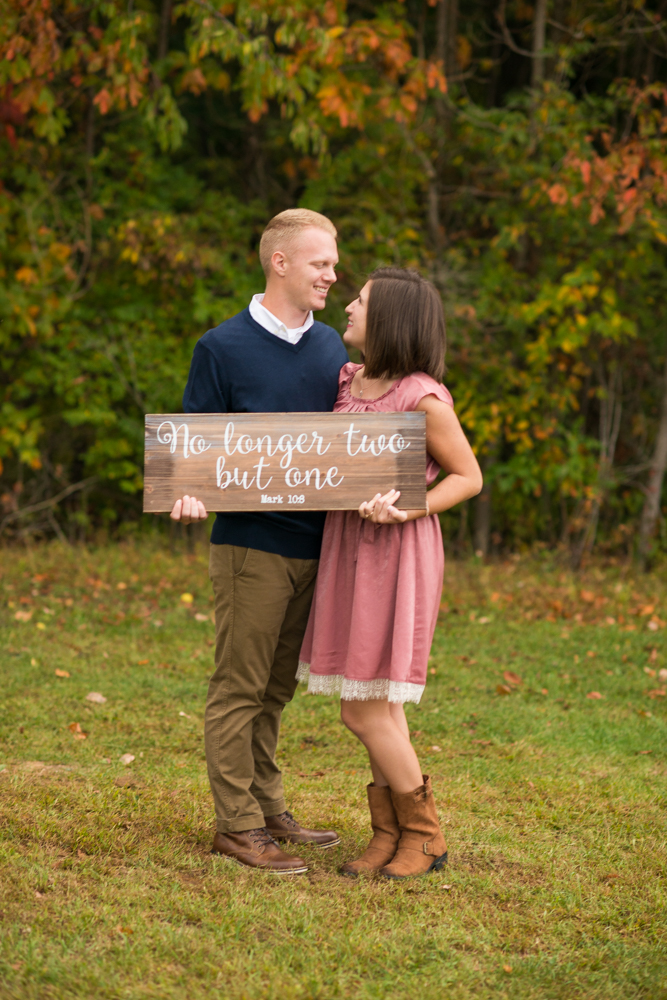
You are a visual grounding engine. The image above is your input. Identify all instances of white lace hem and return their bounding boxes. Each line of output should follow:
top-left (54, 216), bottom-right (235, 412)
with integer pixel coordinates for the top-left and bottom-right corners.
top-left (296, 661), bottom-right (424, 704)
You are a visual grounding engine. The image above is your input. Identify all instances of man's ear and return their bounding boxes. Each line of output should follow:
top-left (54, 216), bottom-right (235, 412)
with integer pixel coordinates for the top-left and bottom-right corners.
top-left (270, 250), bottom-right (288, 278)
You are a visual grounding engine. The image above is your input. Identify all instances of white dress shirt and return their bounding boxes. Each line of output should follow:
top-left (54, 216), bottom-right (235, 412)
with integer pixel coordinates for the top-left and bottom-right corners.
top-left (249, 293), bottom-right (313, 345)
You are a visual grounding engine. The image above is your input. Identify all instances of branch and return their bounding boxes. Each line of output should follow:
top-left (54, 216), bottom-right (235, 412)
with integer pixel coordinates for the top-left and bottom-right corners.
top-left (188, 0), bottom-right (249, 41)
top-left (496, 0), bottom-right (534, 58)
top-left (0, 478), bottom-right (98, 534)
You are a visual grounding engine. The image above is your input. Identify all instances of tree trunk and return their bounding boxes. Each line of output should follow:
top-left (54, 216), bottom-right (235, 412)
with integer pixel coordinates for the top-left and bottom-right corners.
top-left (473, 482), bottom-right (492, 558)
top-left (531, 0), bottom-right (548, 87)
top-left (456, 500), bottom-right (469, 556)
top-left (571, 363), bottom-right (622, 569)
top-left (158, 0), bottom-right (172, 62)
top-left (638, 352), bottom-right (667, 568)
top-left (473, 450), bottom-right (496, 557)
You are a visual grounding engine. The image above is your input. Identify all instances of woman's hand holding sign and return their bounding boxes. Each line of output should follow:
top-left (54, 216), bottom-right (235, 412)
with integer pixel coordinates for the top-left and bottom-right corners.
top-left (359, 490), bottom-right (417, 524)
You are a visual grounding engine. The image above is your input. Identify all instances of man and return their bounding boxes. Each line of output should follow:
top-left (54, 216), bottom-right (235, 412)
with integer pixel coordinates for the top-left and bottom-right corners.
top-left (171, 209), bottom-right (348, 874)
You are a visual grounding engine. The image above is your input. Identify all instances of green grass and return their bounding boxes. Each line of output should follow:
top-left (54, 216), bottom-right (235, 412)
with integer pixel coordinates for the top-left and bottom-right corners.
top-left (1, 541), bottom-right (666, 999)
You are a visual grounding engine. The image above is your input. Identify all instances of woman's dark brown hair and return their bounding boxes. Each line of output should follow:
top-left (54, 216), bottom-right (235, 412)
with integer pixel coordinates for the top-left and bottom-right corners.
top-left (362, 267), bottom-right (446, 382)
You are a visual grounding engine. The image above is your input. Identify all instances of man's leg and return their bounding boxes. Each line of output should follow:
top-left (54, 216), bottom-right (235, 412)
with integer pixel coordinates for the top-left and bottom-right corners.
top-left (206, 544), bottom-right (299, 833)
top-left (249, 556), bottom-right (319, 815)
top-left (253, 558), bottom-right (341, 848)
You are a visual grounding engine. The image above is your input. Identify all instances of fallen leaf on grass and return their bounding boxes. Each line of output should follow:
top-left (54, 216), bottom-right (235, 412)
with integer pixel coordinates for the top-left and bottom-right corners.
top-left (659, 669), bottom-right (667, 682)
top-left (114, 775), bottom-right (139, 788)
top-left (429, 667), bottom-right (437, 675)
top-left (152, 620), bottom-right (163, 628)
top-left (477, 616), bottom-right (490, 624)
top-left (180, 593), bottom-right (194, 604)
top-left (119, 753), bottom-right (135, 765)
top-left (137, 659), bottom-right (149, 665)
top-left (116, 582), bottom-right (127, 591)
top-left (55, 669), bottom-right (70, 678)
top-left (68, 722), bottom-right (87, 739)
top-left (440, 883), bottom-right (453, 890)
top-left (503, 964), bottom-right (513, 974)
top-left (647, 689), bottom-right (666, 699)
top-left (36, 622), bottom-right (46, 630)
top-left (586, 650), bottom-right (596, 658)
top-left (297, 770), bottom-right (325, 778)
top-left (472, 739), bottom-right (492, 746)
top-left (410, 730), bottom-right (424, 738)
top-left (115, 925), bottom-right (133, 934)
top-left (580, 590), bottom-right (595, 603)
top-left (85, 692), bottom-right (107, 704)
top-left (637, 709), bottom-right (652, 718)
top-left (637, 750), bottom-right (653, 755)
top-left (14, 610), bottom-right (33, 622)
top-left (541, 688), bottom-right (549, 695)
top-left (649, 648), bottom-right (659, 662)
top-left (503, 670), bottom-right (522, 686)
top-left (178, 711), bottom-right (191, 718)
top-left (586, 691), bottom-right (603, 700)
top-left (194, 613), bottom-right (209, 622)
top-left (644, 667), bottom-right (657, 677)
top-left (430, 745), bottom-right (442, 752)
top-left (496, 684), bottom-right (512, 696)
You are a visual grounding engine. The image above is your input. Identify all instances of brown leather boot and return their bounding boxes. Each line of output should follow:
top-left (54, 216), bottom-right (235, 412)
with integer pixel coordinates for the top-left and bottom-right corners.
top-left (264, 810), bottom-right (340, 848)
top-left (211, 828), bottom-right (309, 873)
top-left (380, 776), bottom-right (448, 880)
top-left (340, 783), bottom-right (400, 878)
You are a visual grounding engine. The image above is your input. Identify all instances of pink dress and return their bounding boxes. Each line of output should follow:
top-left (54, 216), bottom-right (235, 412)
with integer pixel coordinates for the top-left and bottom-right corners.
top-left (298, 362), bottom-right (454, 704)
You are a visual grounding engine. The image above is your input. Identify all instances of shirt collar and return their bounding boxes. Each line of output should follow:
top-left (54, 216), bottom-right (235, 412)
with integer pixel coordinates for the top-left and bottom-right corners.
top-left (249, 294), bottom-right (314, 343)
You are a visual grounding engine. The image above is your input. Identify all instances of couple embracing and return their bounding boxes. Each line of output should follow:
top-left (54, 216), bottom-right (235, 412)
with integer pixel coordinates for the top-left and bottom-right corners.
top-left (171, 209), bottom-right (482, 879)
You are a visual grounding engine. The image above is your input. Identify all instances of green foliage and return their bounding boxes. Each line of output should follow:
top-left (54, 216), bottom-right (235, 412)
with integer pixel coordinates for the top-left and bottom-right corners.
top-left (2, 0), bottom-right (667, 555)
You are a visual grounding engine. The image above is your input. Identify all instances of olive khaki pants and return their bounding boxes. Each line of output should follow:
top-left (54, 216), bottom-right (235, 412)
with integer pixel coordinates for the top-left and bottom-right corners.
top-left (206, 543), bottom-right (319, 833)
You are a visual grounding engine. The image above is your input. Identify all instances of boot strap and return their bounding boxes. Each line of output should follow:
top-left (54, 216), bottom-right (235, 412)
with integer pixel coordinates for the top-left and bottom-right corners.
top-left (397, 832), bottom-right (439, 857)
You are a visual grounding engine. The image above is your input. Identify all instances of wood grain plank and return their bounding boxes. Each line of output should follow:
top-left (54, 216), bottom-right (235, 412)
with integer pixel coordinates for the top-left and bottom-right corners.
top-left (143, 413), bottom-right (426, 512)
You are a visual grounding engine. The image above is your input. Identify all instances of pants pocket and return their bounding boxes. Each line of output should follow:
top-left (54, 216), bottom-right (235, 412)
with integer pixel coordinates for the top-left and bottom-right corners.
top-left (231, 545), bottom-right (251, 577)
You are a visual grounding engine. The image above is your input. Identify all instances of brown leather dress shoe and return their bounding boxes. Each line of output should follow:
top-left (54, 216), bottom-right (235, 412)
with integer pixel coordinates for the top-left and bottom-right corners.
top-left (211, 828), bottom-right (309, 874)
top-left (264, 810), bottom-right (341, 849)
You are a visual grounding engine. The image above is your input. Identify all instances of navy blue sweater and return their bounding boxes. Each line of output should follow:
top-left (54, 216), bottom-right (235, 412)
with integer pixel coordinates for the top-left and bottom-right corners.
top-left (182, 308), bottom-right (349, 558)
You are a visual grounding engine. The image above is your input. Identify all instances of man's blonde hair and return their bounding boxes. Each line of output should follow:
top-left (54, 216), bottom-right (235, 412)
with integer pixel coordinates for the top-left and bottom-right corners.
top-left (259, 209), bottom-right (337, 277)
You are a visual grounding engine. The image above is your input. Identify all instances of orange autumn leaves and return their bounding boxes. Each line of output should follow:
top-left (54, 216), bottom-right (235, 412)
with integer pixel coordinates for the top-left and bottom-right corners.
top-left (480, 584), bottom-right (665, 630)
top-left (546, 82), bottom-right (667, 241)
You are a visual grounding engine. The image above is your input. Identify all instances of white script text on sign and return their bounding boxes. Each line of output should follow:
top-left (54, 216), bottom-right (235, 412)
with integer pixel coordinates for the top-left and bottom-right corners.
top-left (143, 413), bottom-right (426, 512)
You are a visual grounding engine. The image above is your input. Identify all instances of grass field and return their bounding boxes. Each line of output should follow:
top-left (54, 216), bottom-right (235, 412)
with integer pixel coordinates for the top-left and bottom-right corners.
top-left (1, 539), bottom-right (666, 999)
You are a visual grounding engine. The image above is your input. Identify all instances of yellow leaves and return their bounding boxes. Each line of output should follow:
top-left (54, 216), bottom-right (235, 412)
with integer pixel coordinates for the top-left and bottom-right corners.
top-left (49, 242), bottom-right (71, 263)
top-left (180, 593), bottom-right (194, 604)
top-left (457, 36), bottom-right (472, 71)
top-left (15, 267), bottom-right (38, 285)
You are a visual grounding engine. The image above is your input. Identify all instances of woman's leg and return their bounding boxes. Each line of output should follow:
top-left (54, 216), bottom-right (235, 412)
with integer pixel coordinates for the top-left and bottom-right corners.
top-left (368, 703), bottom-right (413, 786)
top-left (341, 699), bottom-right (422, 793)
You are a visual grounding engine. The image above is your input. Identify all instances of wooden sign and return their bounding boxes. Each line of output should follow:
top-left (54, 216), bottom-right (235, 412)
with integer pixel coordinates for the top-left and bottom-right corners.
top-left (143, 413), bottom-right (426, 512)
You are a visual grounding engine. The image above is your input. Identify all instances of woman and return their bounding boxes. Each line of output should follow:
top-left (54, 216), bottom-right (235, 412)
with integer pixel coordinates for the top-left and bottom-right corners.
top-left (298, 268), bottom-right (482, 880)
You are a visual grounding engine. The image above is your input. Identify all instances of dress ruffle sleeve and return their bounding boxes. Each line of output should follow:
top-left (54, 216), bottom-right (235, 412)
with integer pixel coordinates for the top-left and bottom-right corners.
top-left (398, 372), bottom-right (454, 410)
